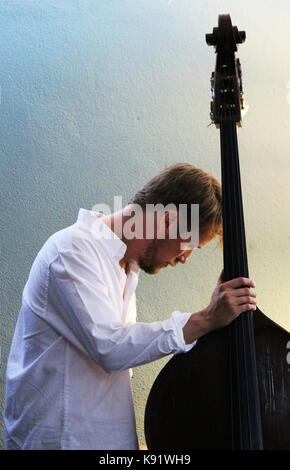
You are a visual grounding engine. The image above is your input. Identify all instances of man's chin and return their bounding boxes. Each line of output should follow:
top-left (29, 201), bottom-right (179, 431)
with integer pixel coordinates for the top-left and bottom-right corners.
top-left (138, 261), bottom-right (164, 275)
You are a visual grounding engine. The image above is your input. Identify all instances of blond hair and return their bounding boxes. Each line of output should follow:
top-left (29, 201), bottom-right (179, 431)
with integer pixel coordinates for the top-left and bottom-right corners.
top-left (128, 162), bottom-right (222, 242)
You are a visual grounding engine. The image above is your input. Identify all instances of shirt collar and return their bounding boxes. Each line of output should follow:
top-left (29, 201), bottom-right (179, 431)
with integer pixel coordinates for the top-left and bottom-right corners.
top-left (76, 208), bottom-right (140, 275)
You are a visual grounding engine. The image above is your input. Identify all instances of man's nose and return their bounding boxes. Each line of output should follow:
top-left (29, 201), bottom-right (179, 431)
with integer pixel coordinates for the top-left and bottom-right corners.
top-left (178, 251), bottom-right (192, 264)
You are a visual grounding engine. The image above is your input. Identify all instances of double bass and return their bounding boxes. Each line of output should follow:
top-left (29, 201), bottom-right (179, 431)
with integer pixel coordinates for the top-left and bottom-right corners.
top-left (144, 14), bottom-right (290, 449)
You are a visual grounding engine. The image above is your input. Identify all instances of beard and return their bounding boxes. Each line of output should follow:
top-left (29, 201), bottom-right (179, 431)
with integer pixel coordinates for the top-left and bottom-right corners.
top-left (137, 239), bottom-right (167, 275)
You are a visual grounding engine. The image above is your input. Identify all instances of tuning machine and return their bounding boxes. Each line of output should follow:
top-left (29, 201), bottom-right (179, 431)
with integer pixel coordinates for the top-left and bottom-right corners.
top-left (208, 71), bottom-right (215, 126)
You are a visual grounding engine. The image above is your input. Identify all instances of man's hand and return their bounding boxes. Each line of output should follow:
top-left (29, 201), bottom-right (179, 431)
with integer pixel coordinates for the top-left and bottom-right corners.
top-left (203, 269), bottom-right (257, 330)
top-left (183, 270), bottom-right (257, 344)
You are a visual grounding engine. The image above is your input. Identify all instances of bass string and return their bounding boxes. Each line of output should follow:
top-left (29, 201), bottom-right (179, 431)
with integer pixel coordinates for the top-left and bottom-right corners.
top-left (229, 107), bottom-right (263, 448)
top-left (228, 107), bottom-right (251, 447)
top-left (223, 106), bottom-right (262, 448)
top-left (221, 109), bottom-right (243, 446)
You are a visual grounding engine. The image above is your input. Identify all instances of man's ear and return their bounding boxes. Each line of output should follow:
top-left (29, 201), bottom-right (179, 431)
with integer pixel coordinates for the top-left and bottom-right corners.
top-left (156, 210), bottom-right (178, 238)
top-left (165, 211), bottom-right (178, 228)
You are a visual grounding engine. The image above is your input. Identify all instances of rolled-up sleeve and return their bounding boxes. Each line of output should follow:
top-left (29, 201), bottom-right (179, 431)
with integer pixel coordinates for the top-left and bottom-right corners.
top-left (45, 249), bottom-right (196, 374)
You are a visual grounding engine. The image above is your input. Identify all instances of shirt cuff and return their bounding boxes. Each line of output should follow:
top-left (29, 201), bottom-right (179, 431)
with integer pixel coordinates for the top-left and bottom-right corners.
top-left (163, 310), bottom-right (197, 355)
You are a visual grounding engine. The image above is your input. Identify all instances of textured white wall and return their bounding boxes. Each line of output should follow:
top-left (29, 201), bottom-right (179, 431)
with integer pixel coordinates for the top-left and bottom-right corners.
top-left (0, 0), bottom-right (289, 448)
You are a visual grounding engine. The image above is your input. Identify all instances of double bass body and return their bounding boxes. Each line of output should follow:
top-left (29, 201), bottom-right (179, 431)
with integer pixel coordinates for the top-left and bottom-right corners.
top-left (145, 308), bottom-right (290, 449)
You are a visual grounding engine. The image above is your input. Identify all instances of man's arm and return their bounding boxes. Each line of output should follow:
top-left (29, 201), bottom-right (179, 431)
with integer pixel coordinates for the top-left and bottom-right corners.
top-left (44, 249), bottom-right (195, 374)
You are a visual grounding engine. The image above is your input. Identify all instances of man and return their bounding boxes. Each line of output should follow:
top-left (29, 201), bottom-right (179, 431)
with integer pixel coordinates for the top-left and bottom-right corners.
top-left (4, 163), bottom-right (256, 450)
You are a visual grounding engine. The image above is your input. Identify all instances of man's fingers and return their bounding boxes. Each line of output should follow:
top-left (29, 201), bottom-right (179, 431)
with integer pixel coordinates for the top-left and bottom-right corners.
top-left (236, 303), bottom-right (257, 314)
top-left (232, 287), bottom-right (256, 298)
top-left (233, 295), bottom-right (257, 306)
top-left (221, 276), bottom-right (256, 290)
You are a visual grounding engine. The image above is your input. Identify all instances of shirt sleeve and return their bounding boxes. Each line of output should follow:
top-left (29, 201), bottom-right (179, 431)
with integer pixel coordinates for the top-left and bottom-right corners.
top-left (45, 249), bottom-right (196, 374)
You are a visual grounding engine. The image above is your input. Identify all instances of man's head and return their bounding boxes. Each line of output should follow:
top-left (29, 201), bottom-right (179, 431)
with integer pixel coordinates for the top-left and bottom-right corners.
top-left (126, 163), bottom-right (222, 274)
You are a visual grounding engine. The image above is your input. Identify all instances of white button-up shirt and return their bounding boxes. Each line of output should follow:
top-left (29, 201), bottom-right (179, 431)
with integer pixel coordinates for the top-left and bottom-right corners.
top-left (4, 209), bottom-right (196, 450)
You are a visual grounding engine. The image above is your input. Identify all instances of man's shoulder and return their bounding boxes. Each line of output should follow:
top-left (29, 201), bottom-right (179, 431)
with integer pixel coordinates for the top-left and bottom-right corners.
top-left (39, 222), bottom-right (102, 265)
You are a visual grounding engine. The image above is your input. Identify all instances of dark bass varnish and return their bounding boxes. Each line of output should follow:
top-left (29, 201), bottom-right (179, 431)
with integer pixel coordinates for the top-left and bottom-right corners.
top-left (144, 14), bottom-right (290, 450)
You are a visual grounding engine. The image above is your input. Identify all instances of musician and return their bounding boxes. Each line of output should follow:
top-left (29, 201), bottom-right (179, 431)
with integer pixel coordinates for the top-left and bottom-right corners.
top-left (4, 163), bottom-right (256, 450)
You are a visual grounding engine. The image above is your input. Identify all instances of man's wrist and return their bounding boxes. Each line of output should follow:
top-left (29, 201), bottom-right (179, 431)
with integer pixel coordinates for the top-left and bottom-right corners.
top-left (183, 307), bottom-right (212, 345)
